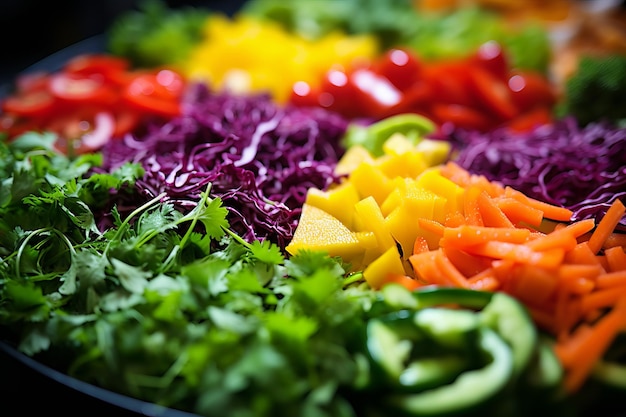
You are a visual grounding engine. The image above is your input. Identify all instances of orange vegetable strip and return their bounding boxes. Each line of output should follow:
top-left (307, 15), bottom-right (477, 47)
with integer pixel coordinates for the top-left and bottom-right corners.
top-left (557, 263), bottom-right (603, 281)
top-left (564, 242), bottom-right (604, 266)
top-left (467, 269), bottom-right (500, 291)
top-left (413, 236), bottom-right (430, 255)
top-left (496, 197), bottom-right (544, 227)
top-left (477, 190), bottom-right (514, 228)
top-left (587, 199), bottom-right (626, 254)
top-left (579, 284), bottom-right (626, 314)
top-left (561, 277), bottom-right (595, 295)
top-left (604, 246), bottom-right (626, 272)
top-left (470, 241), bottom-right (565, 269)
top-left (510, 264), bottom-right (559, 306)
top-left (463, 185), bottom-right (484, 226)
top-left (554, 324), bottom-right (593, 367)
top-left (603, 232), bottom-right (626, 249)
top-left (596, 270), bottom-right (626, 289)
top-left (504, 186), bottom-right (573, 222)
top-left (417, 218), bottom-right (445, 237)
top-left (526, 219), bottom-right (595, 252)
top-left (409, 250), bottom-right (443, 285)
top-left (444, 211), bottom-right (466, 227)
top-left (434, 250), bottom-right (470, 288)
top-left (442, 225), bottom-right (531, 247)
top-left (560, 295), bottom-right (626, 393)
top-left (442, 246), bottom-right (491, 277)
top-left (383, 273), bottom-right (422, 291)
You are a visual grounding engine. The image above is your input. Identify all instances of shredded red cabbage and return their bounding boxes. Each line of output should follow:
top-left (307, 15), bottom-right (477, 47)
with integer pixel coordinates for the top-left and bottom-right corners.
top-left (447, 117), bottom-right (626, 228)
top-left (102, 83), bottom-right (348, 248)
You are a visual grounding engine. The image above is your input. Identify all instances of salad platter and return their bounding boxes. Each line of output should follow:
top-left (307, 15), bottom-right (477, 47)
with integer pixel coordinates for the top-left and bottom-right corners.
top-left (1, 1), bottom-right (626, 416)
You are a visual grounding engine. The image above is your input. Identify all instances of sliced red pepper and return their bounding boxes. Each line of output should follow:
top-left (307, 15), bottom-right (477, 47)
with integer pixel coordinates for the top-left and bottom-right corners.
top-left (122, 70), bottom-right (184, 118)
top-left (506, 106), bottom-right (553, 132)
top-left (2, 89), bottom-right (56, 117)
top-left (349, 68), bottom-right (403, 118)
top-left (423, 63), bottom-right (477, 108)
top-left (468, 41), bottom-right (509, 81)
top-left (467, 67), bottom-right (519, 121)
top-left (375, 48), bottom-right (422, 91)
top-left (48, 72), bottom-right (118, 105)
top-left (431, 103), bottom-right (493, 132)
top-left (63, 54), bottom-right (130, 84)
top-left (507, 71), bottom-right (557, 113)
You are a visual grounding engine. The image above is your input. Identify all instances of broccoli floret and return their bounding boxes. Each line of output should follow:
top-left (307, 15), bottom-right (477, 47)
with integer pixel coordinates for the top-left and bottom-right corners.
top-left (557, 55), bottom-right (626, 126)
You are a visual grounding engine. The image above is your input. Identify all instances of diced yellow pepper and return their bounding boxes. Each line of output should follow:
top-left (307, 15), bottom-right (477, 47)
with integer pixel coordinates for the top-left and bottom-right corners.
top-left (285, 204), bottom-right (376, 264)
top-left (353, 196), bottom-right (396, 251)
top-left (335, 145), bottom-right (374, 176)
top-left (363, 244), bottom-right (406, 289)
top-left (304, 182), bottom-right (360, 228)
top-left (415, 168), bottom-right (464, 218)
top-left (349, 162), bottom-right (393, 206)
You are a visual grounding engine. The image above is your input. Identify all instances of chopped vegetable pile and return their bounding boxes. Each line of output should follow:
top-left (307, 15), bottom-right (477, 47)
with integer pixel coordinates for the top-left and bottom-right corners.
top-left (1, 1), bottom-right (626, 417)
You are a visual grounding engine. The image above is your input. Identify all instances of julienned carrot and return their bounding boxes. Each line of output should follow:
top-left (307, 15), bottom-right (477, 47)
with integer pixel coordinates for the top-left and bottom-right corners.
top-left (526, 218), bottom-right (595, 252)
top-left (442, 225), bottom-right (531, 247)
top-left (463, 185), bottom-right (484, 226)
top-left (496, 197), bottom-right (544, 227)
top-left (504, 186), bottom-right (573, 222)
top-left (476, 190), bottom-right (515, 228)
top-left (587, 198), bottom-right (626, 254)
top-left (558, 295), bottom-right (626, 393)
top-left (413, 236), bottom-right (430, 255)
top-left (379, 164), bottom-right (626, 394)
top-left (596, 270), bottom-right (626, 288)
top-left (604, 246), bottom-right (626, 271)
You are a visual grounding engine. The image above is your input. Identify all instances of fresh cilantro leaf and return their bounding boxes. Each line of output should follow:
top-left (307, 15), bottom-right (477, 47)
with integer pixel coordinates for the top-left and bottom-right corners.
top-left (249, 240), bottom-right (284, 265)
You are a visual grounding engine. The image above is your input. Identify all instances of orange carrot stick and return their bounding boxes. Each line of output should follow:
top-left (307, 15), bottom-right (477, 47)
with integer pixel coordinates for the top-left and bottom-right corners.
top-left (496, 197), bottom-right (544, 227)
top-left (587, 199), bottom-right (626, 254)
top-left (596, 270), bottom-right (626, 289)
top-left (442, 225), bottom-right (531, 247)
top-left (434, 250), bottom-right (470, 288)
top-left (526, 219), bottom-right (595, 252)
top-left (463, 185), bottom-right (484, 226)
top-left (579, 284), bottom-right (626, 313)
top-left (560, 295), bottom-right (626, 393)
top-left (604, 246), bottom-right (626, 272)
top-left (477, 191), bottom-right (514, 228)
top-left (504, 186), bottom-right (573, 222)
top-left (470, 241), bottom-right (565, 269)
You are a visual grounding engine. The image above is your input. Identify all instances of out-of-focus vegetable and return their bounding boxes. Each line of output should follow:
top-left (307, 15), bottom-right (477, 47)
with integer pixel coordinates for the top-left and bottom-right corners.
top-left (242, 0), bottom-right (420, 49)
top-left (0, 54), bottom-right (186, 156)
top-left (406, 6), bottom-right (552, 73)
top-left (449, 117), bottom-right (626, 229)
top-left (180, 14), bottom-right (378, 103)
top-left (290, 43), bottom-right (557, 131)
top-left (102, 83), bottom-right (349, 249)
top-left (107, 0), bottom-right (210, 67)
top-left (556, 55), bottom-right (626, 127)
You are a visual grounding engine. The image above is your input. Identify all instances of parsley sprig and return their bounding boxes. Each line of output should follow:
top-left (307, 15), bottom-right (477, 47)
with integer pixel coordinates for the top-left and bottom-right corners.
top-left (0, 132), bottom-right (374, 417)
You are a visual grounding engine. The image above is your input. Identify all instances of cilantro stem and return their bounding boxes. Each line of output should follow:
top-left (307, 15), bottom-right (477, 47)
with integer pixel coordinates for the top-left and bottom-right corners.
top-left (343, 272), bottom-right (364, 287)
top-left (104, 192), bottom-right (168, 255)
top-left (14, 227), bottom-right (76, 278)
top-left (177, 185), bottom-right (211, 250)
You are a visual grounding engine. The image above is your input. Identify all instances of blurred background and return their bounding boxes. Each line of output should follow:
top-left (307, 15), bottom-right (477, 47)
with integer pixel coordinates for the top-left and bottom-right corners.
top-left (0, 0), bottom-right (247, 86)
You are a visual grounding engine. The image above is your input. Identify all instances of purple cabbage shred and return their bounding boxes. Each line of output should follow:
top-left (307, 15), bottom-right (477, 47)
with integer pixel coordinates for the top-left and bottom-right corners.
top-left (101, 83), bottom-right (349, 249)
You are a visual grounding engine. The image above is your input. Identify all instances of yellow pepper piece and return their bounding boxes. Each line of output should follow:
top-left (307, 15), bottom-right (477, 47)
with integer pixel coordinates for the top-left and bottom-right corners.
top-left (354, 196), bottom-right (396, 251)
top-left (285, 204), bottom-right (376, 263)
top-left (181, 15), bottom-right (378, 103)
top-left (415, 168), bottom-right (464, 218)
top-left (363, 244), bottom-right (406, 289)
top-left (349, 162), bottom-right (393, 206)
top-left (304, 182), bottom-right (360, 228)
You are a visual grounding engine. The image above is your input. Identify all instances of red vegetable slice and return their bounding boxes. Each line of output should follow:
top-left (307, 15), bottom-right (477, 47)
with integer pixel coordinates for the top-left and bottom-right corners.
top-left (122, 70), bottom-right (184, 118)
top-left (49, 72), bottom-right (118, 105)
top-left (2, 89), bottom-right (56, 117)
top-left (467, 67), bottom-right (518, 121)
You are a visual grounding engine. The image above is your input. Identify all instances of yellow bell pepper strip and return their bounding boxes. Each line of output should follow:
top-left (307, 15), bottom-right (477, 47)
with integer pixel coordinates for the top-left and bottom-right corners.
top-left (180, 14), bottom-right (378, 103)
